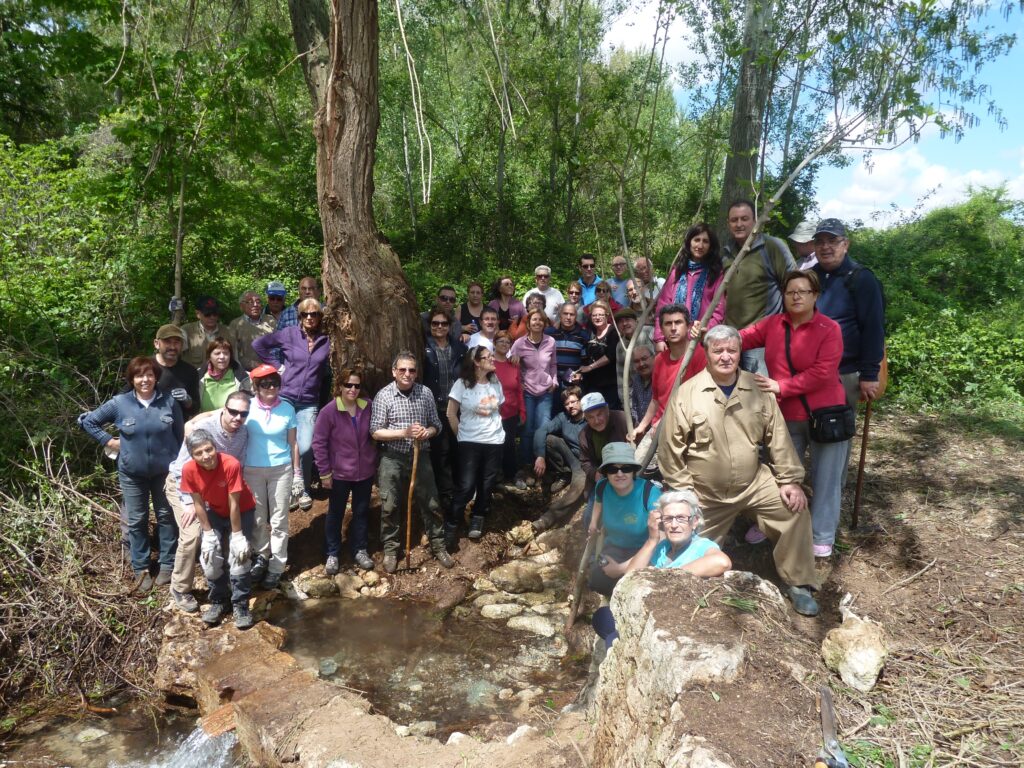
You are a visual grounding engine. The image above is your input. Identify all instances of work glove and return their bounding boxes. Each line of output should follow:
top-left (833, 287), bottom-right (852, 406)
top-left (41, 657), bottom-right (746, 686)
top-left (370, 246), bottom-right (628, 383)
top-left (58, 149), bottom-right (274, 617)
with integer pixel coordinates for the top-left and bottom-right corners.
top-left (291, 476), bottom-right (305, 498)
top-left (170, 388), bottom-right (192, 407)
top-left (228, 531), bottom-right (251, 568)
top-left (200, 529), bottom-right (224, 581)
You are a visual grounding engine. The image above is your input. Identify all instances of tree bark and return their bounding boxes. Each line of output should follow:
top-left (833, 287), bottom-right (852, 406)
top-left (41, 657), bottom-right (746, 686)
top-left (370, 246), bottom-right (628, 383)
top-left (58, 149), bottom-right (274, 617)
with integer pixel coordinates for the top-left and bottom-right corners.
top-left (288, 0), bottom-right (423, 393)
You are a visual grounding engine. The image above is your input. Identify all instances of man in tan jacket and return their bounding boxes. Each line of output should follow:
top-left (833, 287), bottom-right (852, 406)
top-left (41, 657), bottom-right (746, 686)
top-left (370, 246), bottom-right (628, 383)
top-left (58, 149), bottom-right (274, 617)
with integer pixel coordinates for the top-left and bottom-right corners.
top-left (658, 324), bottom-right (819, 616)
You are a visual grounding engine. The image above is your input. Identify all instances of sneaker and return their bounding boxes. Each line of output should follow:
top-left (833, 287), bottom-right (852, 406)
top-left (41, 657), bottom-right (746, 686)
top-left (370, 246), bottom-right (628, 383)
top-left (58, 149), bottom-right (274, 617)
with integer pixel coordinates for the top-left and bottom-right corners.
top-left (383, 553), bottom-right (398, 574)
top-left (250, 555), bottom-right (268, 584)
top-left (171, 589), bottom-right (199, 613)
top-left (325, 555), bottom-right (340, 576)
top-left (813, 543), bottom-right (834, 558)
top-left (298, 492), bottom-right (313, 511)
top-left (433, 548), bottom-right (455, 568)
top-left (133, 571), bottom-right (154, 595)
top-left (261, 571), bottom-right (282, 590)
top-left (744, 526), bottom-right (768, 545)
top-left (202, 602), bottom-right (230, 626)
top-left (468, 516), bottom-right (484, 540)
top-left (233, 604), bottom-right (254, 630)
top-left (786, 586), bottom-right (820, 617)
top-left (354, 550), bottom-right (374, 571)
top-left (155, 570), bottom-right (172, 587)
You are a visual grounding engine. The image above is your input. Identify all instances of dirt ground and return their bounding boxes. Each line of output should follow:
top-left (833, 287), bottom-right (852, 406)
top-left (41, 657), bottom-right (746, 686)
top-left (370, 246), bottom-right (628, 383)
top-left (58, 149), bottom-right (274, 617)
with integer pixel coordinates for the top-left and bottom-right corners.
top-left (240, 408), bottom-right (1024, 766)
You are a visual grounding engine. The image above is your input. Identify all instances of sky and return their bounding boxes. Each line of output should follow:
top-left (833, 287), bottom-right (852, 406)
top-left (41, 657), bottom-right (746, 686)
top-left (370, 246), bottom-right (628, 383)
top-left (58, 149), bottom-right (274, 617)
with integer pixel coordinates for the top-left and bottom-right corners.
top-left (603, 4), bottom-right (1024, 228)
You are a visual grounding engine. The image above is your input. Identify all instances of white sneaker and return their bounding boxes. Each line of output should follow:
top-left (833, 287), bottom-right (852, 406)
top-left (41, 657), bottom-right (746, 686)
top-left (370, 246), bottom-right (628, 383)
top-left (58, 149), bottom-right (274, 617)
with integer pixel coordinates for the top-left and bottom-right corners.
top-left (298, 492), bottom-right (313, 511)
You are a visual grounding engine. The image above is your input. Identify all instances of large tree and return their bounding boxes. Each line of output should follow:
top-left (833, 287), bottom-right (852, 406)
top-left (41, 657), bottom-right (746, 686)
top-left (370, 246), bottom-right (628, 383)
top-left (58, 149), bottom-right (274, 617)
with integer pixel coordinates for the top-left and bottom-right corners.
top-left (288, 0), bottom-right (422, 392)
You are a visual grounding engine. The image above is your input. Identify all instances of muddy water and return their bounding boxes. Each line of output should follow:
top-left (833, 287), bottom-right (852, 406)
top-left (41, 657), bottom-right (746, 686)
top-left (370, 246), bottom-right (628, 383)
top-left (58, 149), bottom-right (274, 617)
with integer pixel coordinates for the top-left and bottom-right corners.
top-left (269, 598), bottom-right (583, 738)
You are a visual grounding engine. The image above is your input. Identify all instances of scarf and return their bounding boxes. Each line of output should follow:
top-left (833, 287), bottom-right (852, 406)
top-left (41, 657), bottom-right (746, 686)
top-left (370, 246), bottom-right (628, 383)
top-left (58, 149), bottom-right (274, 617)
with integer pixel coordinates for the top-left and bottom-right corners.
top-left (675, 260), bottom-right (708, 323)
top-left (206, 363), bottom-right (229, 381)
top-left (256, 395), bottom-right (281, 422)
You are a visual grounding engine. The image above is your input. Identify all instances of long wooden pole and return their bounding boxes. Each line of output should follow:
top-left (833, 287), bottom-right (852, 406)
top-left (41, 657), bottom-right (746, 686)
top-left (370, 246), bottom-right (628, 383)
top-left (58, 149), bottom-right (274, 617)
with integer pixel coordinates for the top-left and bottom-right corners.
top-left (852, 401), bottom-right (872, 529)
top-left (406, 440), bottom-right (420, 570)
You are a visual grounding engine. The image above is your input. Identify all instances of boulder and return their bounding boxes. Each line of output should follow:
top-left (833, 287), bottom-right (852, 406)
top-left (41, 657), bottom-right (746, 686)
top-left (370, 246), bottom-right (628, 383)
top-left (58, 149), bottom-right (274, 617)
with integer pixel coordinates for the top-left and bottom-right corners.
top-left (488, 562), bottom-right (545, 593)
top-left (821, 594), bottom-right (888, 692)
top-left (481, 603), bottom-right (524, 619)
top-left (506, 614), bottom-right (556, 637)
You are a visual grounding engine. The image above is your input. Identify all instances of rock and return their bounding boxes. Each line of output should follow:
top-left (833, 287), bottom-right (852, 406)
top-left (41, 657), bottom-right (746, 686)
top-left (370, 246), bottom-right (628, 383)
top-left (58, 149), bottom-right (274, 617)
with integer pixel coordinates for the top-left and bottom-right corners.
top-left (334, 572), bottom-right (364, 599)
top-left (436, 582), bottom-right (469, 614)
top-left (318, 658), bottom-right (338, 677)
top-left (302, 578), bottom-right (339, 599)
top-left (537, 564), bottom-right (570, 591)
top-left (498, 688), bottom-right (514, 701)
top-left (366, 582), bottom-right (390, 598)
top-left (525, 548), bottom-right (562, 566)
top-left (280, 580), bottom-right (306, 600)
top-left (528, 603), bottom-right (567, 616)
top-left (506, 724), bottom-right (539, 744)
top-left (361, 570), bottom-right (381, 587)
top-left (512, 589), bottom-right (560, 607)
top-left (822, 594), bottom-right (887, 692)
top-left (782, 660), bottom-right (810, 684)
top-left (506, 521), bottom-right (535, 545)
top-left (722, 570), bottom-right (786, 609)
top-left (248, 590), bottom-right (278, 621)
top-left (446, 731), bottom-right (470, 746)
top-left (507, 614), bottom-right (556, 637)
top-left (481, 603), bottom-right (524, 619)
top-left (513, 687), bottom-right (542, 702)
top-left (409, 720), bottom-right (437, 737)
top-left (535, 526), bottom-right (570, 551)
top-left (75, 727), bottom-right (108, 743)
top-left (472, 577), bottom-right (496, 592)
top-left (670, 736), bottom-right (735, 768)
top-left (521, 540), bottom-right (548, 557)
top-left (394, 725), bottom-right (411, 738)
top-left (473, 592), bottom-right (508, 607)
top-left (489, 562), bottom-right (545, 593)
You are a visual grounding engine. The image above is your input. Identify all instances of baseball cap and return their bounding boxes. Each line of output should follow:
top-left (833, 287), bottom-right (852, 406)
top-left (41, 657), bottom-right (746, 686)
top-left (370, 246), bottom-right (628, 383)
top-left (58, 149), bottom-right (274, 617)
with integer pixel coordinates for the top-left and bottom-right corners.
top-left (814, 218), bottom-right (848, 238)
top-left (534, 265), bottom-right (552, 276)
top-left (250, 363), bottom-right (280, 379)
top-left (614, 307), bottom-right (638, 321)
top-left (580, 392), bottom-right (608, 412)
top-left (789, 220), bottom-right (816, 243)
top-left (155, 324), bottom-right (185, 341)
top-left (266, 281), bottom-right (287, 297)
top-left (196, 296), bottom-right (220, 315)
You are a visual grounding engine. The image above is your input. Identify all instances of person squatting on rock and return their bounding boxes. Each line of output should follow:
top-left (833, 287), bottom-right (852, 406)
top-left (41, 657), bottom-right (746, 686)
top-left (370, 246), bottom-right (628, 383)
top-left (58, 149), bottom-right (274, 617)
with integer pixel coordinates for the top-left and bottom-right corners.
top-left (531, 386), bottom-right (586, 494)
top-left (370, 351), bottom-right (455, 573)
top-left (313, 368), bottom-right (379, 575)
top-left (657, 324), bottom-right (821, 616)
top-left (166, 391), bottom-right (251, 613)
top-left (591, 490), bottom-right (731, 648)
top-left (179, 429), bottom-right (257, 629)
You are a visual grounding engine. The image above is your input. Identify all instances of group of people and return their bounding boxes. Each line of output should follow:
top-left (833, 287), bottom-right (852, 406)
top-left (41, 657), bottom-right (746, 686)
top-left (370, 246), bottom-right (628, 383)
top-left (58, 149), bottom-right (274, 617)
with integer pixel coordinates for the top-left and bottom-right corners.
top-left (82, 201), bottom-right (884, 628)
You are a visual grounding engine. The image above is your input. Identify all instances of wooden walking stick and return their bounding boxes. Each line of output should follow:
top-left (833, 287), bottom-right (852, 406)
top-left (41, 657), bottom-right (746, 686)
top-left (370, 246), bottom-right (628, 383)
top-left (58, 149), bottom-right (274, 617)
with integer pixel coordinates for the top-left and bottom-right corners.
top-left (406, 440), bottom-right (420, 570)
top-left (852, 401), bottom-right (873, 529)
top-left (565, 528), bottom-right (603, 633)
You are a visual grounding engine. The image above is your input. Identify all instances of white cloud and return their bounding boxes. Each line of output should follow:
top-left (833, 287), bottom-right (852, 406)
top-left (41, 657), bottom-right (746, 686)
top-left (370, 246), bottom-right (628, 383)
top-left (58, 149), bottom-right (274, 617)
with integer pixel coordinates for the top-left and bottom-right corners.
top-left (601, 1), bottom-right (701, 78)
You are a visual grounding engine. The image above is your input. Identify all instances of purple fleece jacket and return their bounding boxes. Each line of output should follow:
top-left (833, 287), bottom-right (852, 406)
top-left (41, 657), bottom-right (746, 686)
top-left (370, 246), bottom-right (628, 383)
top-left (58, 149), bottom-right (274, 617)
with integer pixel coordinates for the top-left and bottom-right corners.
top-left (312, 397), bottom-right (379, 482)
top-left (252, 325), bottom-right (330, 405)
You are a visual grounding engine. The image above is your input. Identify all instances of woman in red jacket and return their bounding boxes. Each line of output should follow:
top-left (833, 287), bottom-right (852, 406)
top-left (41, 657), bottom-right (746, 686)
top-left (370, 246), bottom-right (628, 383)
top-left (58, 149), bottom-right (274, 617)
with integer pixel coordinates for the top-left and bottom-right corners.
top-left (493, 331), bottom-right (526, 484)
top-left (312, 367), bottom-right (379, 573)
top-left (739, 270), bottom-right (847, 557)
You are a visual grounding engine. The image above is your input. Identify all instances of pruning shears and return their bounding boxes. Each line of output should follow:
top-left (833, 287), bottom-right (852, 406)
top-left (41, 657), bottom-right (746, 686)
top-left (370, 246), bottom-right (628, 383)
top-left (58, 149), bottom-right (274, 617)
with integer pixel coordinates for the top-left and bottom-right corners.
top-left (814, 685), bottom-right (850, 768)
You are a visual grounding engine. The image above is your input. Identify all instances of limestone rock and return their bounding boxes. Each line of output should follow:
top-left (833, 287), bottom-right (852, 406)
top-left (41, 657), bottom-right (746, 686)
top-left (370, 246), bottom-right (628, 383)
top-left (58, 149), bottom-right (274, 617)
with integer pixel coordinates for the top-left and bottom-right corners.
top-left (822, 594), bottom-right (887, 692)
top-left (76, 727), bottom-right (108, 743)
top-left (535, 526), bottom-right (570, 551)
top-left (361, 570), bottom-right (381, 587)
top-left (506, 724), bottom-right (538, 744)
top-left (506, 521), bottom-right (536, 545)
top-left (488, 561), bottom-right (545, 593)
top-left (670, 736), bottom-right (735, 768)
top-left (333, 572), bottom-right (364, 599)
top-left (446, 731), bottom-right (470, 745)
top-left (409, 720), bottom-right (437, 737)
top-left (507, 614), bottom-right (556, 637)
top-left (525, 548), bottom-right (562, 566)
top-left (722, 570), bottom-right (786, 609)
top-left (394, 725), bottom-right (411, 738)
top-left (302, 577), bottom-right (339, 599)
top-left (481, 603), bottom-right (524, 619)
top-left (472, 577), bottom-right (496, 592)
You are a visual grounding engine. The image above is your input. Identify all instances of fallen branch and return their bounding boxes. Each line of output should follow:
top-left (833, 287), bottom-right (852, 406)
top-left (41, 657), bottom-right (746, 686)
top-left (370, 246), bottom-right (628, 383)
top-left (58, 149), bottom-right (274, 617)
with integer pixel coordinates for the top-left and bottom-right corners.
top-left (881, 557), bottom-right (938, 596)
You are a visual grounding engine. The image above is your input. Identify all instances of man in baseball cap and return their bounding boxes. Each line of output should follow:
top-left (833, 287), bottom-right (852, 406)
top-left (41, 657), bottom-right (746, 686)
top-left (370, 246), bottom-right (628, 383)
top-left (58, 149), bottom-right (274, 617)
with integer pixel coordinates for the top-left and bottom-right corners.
top-left (181, 295), bottom-right (235, 368)
top-left (265, 281), bottom-right (287, 324)
top-left (152, 324), bottom-right (199, 419)
top-left (788, 219), bottom-right (818, 270)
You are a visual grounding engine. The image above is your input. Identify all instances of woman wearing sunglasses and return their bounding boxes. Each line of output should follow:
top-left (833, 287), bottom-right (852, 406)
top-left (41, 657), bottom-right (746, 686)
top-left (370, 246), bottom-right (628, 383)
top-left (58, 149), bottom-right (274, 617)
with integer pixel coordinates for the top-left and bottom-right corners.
top-left (586, 442), bottom-right (662, 597)
top-left (243, 364), bottom-right (300, 589)
top-left (312, 368), bottom-right (379, 574)
top-left (252, 297), bottom-right (331, 512)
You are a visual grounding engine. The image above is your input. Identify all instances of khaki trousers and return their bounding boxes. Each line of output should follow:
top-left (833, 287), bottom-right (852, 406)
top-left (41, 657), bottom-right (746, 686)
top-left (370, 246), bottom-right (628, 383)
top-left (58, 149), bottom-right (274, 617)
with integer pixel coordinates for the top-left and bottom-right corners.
top-left (698, 465), bottom-right (818, 588)
top-left (168, 474), bottom-right (201, 594)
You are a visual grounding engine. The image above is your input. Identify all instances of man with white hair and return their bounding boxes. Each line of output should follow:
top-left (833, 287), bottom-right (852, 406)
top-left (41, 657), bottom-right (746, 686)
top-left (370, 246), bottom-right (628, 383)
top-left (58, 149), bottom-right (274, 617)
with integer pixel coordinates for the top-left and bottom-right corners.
top-left (230, 290), bottom-right (276, 371)
top-left (526, 265), bottom-right (564, 323)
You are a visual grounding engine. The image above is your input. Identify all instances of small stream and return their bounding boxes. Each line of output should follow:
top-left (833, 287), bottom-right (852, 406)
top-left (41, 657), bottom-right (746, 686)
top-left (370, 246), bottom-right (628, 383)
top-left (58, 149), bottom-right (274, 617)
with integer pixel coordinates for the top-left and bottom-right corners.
top-left (269, 597), bottom-right (583, 738)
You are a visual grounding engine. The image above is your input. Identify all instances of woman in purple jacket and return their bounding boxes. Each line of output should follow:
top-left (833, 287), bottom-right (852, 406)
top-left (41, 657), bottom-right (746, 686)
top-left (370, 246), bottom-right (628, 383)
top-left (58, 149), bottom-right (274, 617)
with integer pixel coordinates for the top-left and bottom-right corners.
top-left (252, 297), bottom-right (331, 511)
top-left (509, 309), bottom-right (558, 470)
top-left (312, 367), bottom-right (379, 573)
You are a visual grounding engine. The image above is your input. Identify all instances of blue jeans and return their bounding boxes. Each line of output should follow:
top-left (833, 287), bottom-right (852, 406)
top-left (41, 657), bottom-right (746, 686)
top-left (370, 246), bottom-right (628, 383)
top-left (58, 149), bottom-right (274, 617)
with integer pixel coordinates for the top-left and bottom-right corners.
top-left (740, 348), bottom-right (768, 376)
top-left (520, 392), bottom-right (553, 465)
top-left (501, 416), bottom-right (520, 480)
top-left (450, 442), bottom-right (502, 529)
top-left (119, 471), bottom-right (177, 573)
top-left (787, 420), bottom-right (849, 546)
top-left (325, 477), bottom-right (373, 557)
top-left (290, 402), bottom-right (318, 493)
top-left (207, 511), bottom-right (254, 607)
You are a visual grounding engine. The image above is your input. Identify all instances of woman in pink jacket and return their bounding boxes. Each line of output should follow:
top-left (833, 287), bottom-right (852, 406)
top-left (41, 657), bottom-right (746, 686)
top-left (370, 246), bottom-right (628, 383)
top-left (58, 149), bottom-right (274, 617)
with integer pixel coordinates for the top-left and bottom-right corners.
top-left (509, 309), bottom-right (558, 470)
top-left (312, 367), bottom-right (379, 574)
top-left (654, 223), bottom-right (726, 349)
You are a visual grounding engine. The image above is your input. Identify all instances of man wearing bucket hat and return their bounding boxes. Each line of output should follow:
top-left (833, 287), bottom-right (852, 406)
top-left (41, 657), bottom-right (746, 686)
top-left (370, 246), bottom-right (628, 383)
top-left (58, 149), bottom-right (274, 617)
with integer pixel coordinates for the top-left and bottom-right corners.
top-left (789, 220), bottom-right (818, 270)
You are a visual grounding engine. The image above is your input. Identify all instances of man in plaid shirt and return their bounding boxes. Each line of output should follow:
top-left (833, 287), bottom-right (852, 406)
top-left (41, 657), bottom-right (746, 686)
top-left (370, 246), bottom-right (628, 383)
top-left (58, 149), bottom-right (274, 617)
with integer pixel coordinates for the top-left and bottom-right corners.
top-left (370, 351), bottom-right (454, 573)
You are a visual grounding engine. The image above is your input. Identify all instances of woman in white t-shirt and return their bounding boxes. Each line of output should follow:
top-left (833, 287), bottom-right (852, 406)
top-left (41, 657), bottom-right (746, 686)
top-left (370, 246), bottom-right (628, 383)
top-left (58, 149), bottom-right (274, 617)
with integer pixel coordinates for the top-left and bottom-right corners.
top-left (445, 346), bottom-right (506, 547)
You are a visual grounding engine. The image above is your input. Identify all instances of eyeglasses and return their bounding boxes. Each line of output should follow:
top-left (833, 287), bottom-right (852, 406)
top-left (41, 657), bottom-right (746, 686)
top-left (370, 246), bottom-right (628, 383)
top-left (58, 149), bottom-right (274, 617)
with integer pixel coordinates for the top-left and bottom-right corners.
top-left (431, 320), bottom-right (450, 327)
top-left (225, 406), bottom-right (250, 418)
top-left (343, 382), bottom-right (361, 390)
top-left (242, 298), bottom-right (262, 305)
top-left (438, 295), bottom-right (457, 303)
top-left (785, 289), bottom-right (814, 298)
top-left (535, 274), bottom-right (550, 280)
top-left (661, 515), bottom-right (694, 526)
top-left (256, 380), bottom-right (281, 389)
top-left (611, 262), bottom-right (626, 268)
top-left (299, 311), bottom-right (321, 319)
top-left (596, 288), bottom-right (610, 293)
top-left (580, 264), bottom-right (596, 270)
top-left (396, 367), bottom-right (417, 374)
top-left (604, 465), bottom-right (634, 475)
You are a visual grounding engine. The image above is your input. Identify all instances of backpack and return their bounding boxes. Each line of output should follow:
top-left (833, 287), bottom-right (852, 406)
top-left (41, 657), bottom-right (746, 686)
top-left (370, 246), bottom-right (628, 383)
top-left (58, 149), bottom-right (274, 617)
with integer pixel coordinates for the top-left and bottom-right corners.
top-left (598, 477), bottom-right (661, 510)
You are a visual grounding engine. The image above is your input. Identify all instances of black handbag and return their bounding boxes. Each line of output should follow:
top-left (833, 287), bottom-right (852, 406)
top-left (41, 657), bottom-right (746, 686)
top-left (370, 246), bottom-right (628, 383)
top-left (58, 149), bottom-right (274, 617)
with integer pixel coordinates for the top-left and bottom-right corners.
top-left (784, 325), bottom-right (856, 444)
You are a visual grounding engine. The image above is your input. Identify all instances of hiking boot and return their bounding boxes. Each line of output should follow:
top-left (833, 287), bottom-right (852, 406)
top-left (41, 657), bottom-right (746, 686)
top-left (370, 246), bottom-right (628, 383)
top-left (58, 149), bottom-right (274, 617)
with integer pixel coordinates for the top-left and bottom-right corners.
top-left (298, 492), bottom-right (313, 511)
top-left (133, 571), bottom-right (154, 595)
top-left (468, 516), bottom-right (484, 540)
top-left (155, 569), bottom-right (172, 587)
top-left (433, 547), bottom-right (455, 569)
top-left (383, 553), bottom-right (398, 574)
top-left (250, 555), bottom-right (268, 584)
top-left (354, 550), bottom-right (374, 571)
top-left (444, 524), bottom-right (459, 553)
top-left (202, 601), bottom-right (230, 626)
top-left (325, 555), bottom-right (340, 576)
top-left (261, 571), bottom-right (282, 590)
top-left (171, 589), bottom-right (199, 613)
top-left (233, 604), bottom-right (254, 630)
top-left (786, 586), bottom-right (820, 617)
top-left (744, 526), bottom-right (768, 545)
top-left (813, 543), bottom-right (834, 558)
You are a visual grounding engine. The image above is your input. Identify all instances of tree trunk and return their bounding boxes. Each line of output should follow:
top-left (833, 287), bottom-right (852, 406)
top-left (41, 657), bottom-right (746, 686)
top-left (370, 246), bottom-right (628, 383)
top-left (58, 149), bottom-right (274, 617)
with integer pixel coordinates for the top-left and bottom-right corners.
top-left (717, 0), bottom-right (775, 223)
top-left (289, 0), bottom-right (422, 393)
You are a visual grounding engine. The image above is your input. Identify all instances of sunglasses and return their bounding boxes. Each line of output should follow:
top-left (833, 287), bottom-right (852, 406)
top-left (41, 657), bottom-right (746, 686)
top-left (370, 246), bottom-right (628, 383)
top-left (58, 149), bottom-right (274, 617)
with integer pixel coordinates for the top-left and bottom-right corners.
top-left (343, 382), bottom-right (361, 390)
top-left (396, 367), bottom-right (417, 374)
top-left (596, 288), bottom-right (610, 293)
top-left (605, 464), bottom-right (635, 475)
top-left (299, 311), bottom-right (321, 319)
top-left (536, 274), bottom-right (550, 279)
top-left (581, 264), bottom-right (596, 270)
top-left (256, 380), bottom-right (281, 389)
top-left (438, 295), bottom-right (457, 303)
top-left (225, 406), bottom-right (250, 418)
top-left (431, 320), bottom-right (450, 327)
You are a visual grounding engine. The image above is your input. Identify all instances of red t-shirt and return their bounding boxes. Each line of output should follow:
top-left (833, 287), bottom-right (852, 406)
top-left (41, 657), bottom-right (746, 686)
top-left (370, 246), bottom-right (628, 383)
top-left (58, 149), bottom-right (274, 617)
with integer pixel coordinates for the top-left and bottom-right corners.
top-left (651, 346), bottom-right (706, 425)
top-left (180, 453), bottom-right (255, 518)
